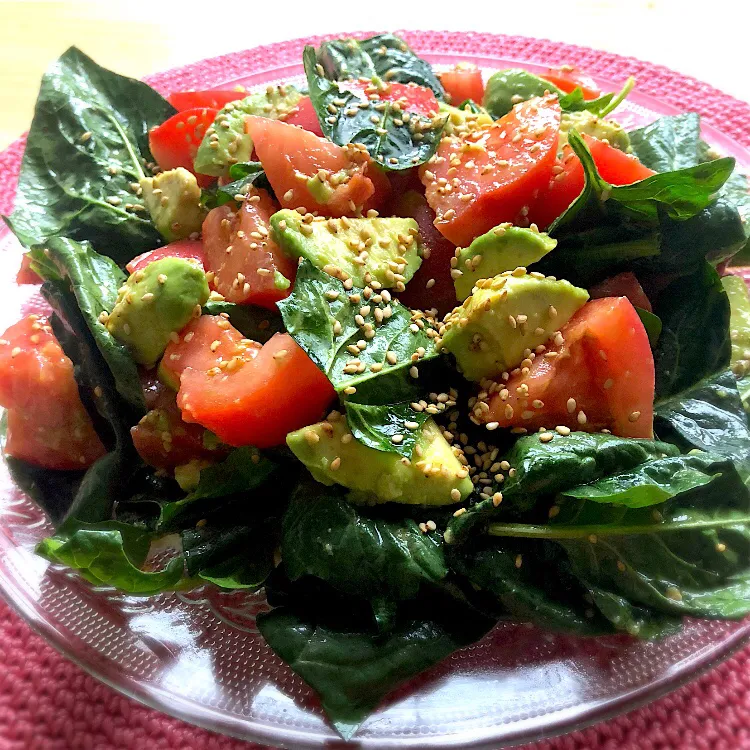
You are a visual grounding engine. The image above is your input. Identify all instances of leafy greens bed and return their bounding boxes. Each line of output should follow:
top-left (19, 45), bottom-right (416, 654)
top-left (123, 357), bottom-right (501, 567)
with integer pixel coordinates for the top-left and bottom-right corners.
top-left (1, 34), bottom-right (750, 739)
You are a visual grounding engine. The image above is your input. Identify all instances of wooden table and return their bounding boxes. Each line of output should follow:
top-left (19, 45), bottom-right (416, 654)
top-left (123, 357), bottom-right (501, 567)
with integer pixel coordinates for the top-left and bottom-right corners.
top-left (1, 0), bottom-right (748, 149)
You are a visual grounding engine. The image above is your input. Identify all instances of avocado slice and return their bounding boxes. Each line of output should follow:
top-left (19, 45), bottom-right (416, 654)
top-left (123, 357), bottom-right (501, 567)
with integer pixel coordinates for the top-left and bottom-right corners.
top-left (140, 168), bottom-right (207, 242)
top-left (560, 110), bottom-right (630, 152)
top-left (454, 225), bottom-right (557, 301)
top-left (439, 101), bottom-right (493, 136)
top-left (194, 85), bottom-right (302, 177)
top-left (287, 417), bottom-right (472, 506)
top-left (441, 270), bottom-right (589, 381)
top-left (270, 209), bottom-right (423, 289)
top-left (106, 257), bottom-right (209, 367)
top-left (722, 274), bottom-right (750, 407)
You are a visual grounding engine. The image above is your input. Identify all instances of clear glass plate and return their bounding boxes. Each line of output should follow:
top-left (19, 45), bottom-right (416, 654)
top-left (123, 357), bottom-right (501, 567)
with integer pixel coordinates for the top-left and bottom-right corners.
top-left (0, 32), bottom-right (748, 749)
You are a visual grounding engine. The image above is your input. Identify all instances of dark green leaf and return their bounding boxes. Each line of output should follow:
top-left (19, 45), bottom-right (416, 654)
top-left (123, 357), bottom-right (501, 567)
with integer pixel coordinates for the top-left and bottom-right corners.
top-left (304, 47), bottom-right (445, 171)
top-left (200, 162), bottom-right (271, 209)
top-left (628, 112), bottom-right (704, 172)
top-left (653, 262), bottom-right (730, 399)
top-left (636, 307), bottom-right (662, 347)
top-left (317, 34), bottom-right (445, 98)
top-left (201, 301), bottom-right (283, 343)
top-left (277, 261), bottom-right (440, 402)
top-left (345, 400), bottom-right (429, 458)
top-left (558, 77), bottom-right (634, 118)
top-left (3, 46), bottom-right (172, 258)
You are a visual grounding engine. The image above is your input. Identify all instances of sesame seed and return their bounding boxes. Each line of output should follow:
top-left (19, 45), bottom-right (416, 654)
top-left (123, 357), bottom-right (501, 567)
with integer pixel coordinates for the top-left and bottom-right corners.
top-left (555, 425), bottom-right (572, 436)
top-left (409, 366), bottom-right (419, 378)
top-left (539, 432), bottom-right (554, 443)
top-left (492, 491), bottom-right (503, 506)
top-left (485, 421), bottom-right (500, 431)
top-left (515, 554), bottom-right (522, 569)
top-left (628, 410), bottom-right (641, 422)
top-left (548, 506), bottom-right (560, 518)
top-left (577, 410), bottom-right (587, 425)
top-left (716, 542), bottom-right (727, 552)
top-left (567, 398), bottom-right (577, 414)
top-left (330, 456), bottom-right (342, 470)
top-left (426, 520), bottom-right (437, 531)
top-left (617, 561), bottom-right (627, 572)
top-left (391, 434), bottom-right (404, 445)
top-left (665, 586), bottom-right (683, 601)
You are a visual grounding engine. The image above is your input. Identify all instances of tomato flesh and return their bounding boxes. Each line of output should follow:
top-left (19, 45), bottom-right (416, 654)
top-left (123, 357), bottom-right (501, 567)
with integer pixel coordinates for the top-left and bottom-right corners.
top-left (590, 272), bottom-right (652, 312)
top-left (421, 94), bottom-right (561, 246)
top-left (343, 80), bottom-right (440, 117)
top-left (541, 66), bottom-right (601, 100)
top-left (389, 190), bottom-right (458, 316)
top-left (479, 297), bottom-right (654, 439)
top-left (16, 255), bottom-right (41, 285)
top-left (439, 63), bottom-right (484, 106)
top-left (126, 239), bottom-right (206, 275)
top-left (149, 107), bottom-right (218, 187)
top-left (168, 90), bottom-right (245, 112)
top-left (0, 315), bottom-right (105, 469)
top-left (203, 188), bottom-right (296, 309)
top-left (529, 135), bottom-right (656, 230)
top-left (283, 96), bottom-right (324, 136)
top-left (178, 331), bottom-right (335, 448)
top-left (246, 115), bottom-right (389, 216)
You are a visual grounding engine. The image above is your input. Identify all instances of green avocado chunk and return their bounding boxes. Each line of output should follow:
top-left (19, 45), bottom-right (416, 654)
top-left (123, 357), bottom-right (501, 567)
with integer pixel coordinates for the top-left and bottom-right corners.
top-left (483, 69), bottom-right (562, 119)
top-left (439, 101), bottom-right (493, 136)
top-left (454, 224), bottom-right (557, 301)
top-left (193, 85), bottom-right (302, 177)
top-left (270, 209), bottom-right (423, 289)
top-left (140, 168), bottom-right (207, 242)
top-left (559, 110), bottom-right (630, 152)
top-left (287, 417), bottom-right (472, 506)
top-left (106, 257), bottom-right (209, 367)
top-left (441, 269), bottom-right (589, 381)
top-left (722, 274), bottom-right (750, 408)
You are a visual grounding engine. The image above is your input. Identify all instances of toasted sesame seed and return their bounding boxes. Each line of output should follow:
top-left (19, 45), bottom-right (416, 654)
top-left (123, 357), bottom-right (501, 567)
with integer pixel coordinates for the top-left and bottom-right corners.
top-left (548, 506), bottom-right (560, 518)
top-left (409, 366), bottom-right (419, 378)
top-left (628, 410), bottom-right (641, 422)
top-left (330, 456), bottom-right (342, 470)
top-left (716, 542), bottom-right (727, 552)
top-left (492, 491), bottom-right (503, 506)
top-left (539, 432), bottom-right (554, 443)
top-left (665, 586), bottom-right (683, 601)
top-left (567, 398), bottom-right (577, 414)
top-left (515, 554), bottom-right (522, 568)
top-left (577, 410), bottom-right (587, 425)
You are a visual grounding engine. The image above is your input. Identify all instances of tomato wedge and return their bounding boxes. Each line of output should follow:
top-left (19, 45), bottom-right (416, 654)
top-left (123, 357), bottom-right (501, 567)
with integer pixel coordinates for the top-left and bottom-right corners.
top-left (149, 107), bottom-right (218, 187)
top-left (16, 254), bottom-right (41, 285)
top-left (246, 115), bottom-right (389, 216)
top-left (168, 90), bottom-right (245, 112)
top-left (342, 80), bottom-right (440, 117)
top-left (421, 94), bottom-right (561, 246)
top-left (202, 188), bottom-right (296, 310)
top-left (541, 65), bottom-right (601, 100)
top-left (283, 96), bottom-right (324, 136)
top-left (126, 239), bottom-right (206, 275)
top-left (178, 331), bottom-right (335, 448)
top-left (528, 135), bottom-right (656, 230)
top-left (477, 297), bottom-right (654, 439)
top-left (439, 63), bottom-right (484, 106)
top-left (590, 272), bottom-right (652, 313)
top-left (0, 315), bottom-right (105, 469)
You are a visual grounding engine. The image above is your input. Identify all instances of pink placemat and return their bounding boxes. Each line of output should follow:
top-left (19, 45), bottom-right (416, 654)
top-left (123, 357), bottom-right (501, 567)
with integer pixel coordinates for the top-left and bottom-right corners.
top-left (1, 30), bottom-right (749, 749)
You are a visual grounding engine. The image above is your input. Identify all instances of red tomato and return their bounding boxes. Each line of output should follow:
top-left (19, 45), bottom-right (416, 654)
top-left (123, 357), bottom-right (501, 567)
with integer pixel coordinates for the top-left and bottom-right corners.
top-left (528, 135), bottom-right (656, 230)
top-left (178, 331), bottom-right (335, 448)
top-left (590, 272), bottom-right (652, 313)
top-left (149, 107), bottom-right (218, 187)
top-left (158, 314), bottom-right (262, 390)
top-left (343, 80), bottom-right (440, 117)
top-left (388, 190), bottom-right (458, 316)
top-left (202, 188), bottom-right (297, 310)
top-left (126, 239), bottom-right (206, 275)
top-left (0, 315), bottom-right (106, 469)
top-left (421, 95), bottom-right (561, 247)
top-left (246, 116), bottom-right (389, 216)
top-left (541, 66), bottom-right (601, 100)
top-left (16, 255), bottom-right (41, 285)
top-left (131, 378), bottom-right (226, 470)
top-left (168, 90), bottom-right (245, 111)
top-left (478, 298), bottom-right (654, 438)
top-left (283, 96), bottom-right (324, 136)
top-left (439, 63), bottom-right (484, 105)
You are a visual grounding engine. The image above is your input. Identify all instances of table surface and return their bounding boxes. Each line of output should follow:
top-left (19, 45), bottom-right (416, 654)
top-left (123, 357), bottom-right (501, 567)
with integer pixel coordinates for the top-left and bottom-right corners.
top-left (1, 0), bottom-right (749, 150)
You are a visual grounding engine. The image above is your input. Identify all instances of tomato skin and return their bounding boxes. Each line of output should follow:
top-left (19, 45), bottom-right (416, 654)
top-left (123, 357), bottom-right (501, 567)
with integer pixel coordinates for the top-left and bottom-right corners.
top-left (541, 66), bottom-right (601, 100)
top-left (388, 190), bottom-right (458, 316)
top-left (126, 239), bottom-right (206, 275)
top-left (168, 90), bottom-right (245, 111)
top-left (246, 115), bottom-right (389, 216)
top-left (149, 107), bottom-right (218, 188)
top-left (202, 189), bottom-right (296, 310)
top-left (529, 135), bottom-right (656, 230)
top-left (439, 63), bottom-right (484, 106)
top-left (16, 255), bottom-right (41, 285)
top-left (421, 94), bottom-right (561, 246)
top-left (178, 332), bottom-right (335, 448)
top-left (479, 298), bottom-right (654, 439)
top-left (283, 96), bottom-right (324, 136)
top-left (590, 272), bottom-right (652, 313)
top-left (0, 315), bottom-right (105, 469)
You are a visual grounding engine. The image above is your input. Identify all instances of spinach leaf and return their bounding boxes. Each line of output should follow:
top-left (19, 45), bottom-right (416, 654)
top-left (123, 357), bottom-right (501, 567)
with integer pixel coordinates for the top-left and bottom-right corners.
top-left (4, 47), bottom-right (173, 259)
top-left (637, 307), bottom-right (662, 347)
top-left (200, 162), bottom-right (270, 209)
top-left (277, 261), bottom-right (440, 402)
top-left (38, 528), bottom-right (183, 594)
top-left (628, 112), bottom-right (704, 172)
top-left (558, 77), bottom-right (634, 118)
top-left (653, 262), bottom-right (730, 399)
top-left (304, 47), bottom-right (446, 171)
top-left (202, 301), bottom-right (283, 343)
top-left (344, 400), bottom-right (429, 458)
top-left (317, 34), bottom-right (445, 98)
top-left (723, 274), bottom-right (750, 406)
top-left (282, 487), bottom-right (447, 627)
top-left (29, 237), bottom-right (145, 410)
top-left (446, 432), bottom-right (678, 543)
top-left (654, 369), bottom-right (750, 465)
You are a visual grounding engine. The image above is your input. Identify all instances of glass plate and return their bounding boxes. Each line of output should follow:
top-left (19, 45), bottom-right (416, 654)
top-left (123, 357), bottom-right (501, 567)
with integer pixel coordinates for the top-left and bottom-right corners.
top-left (0, 31), bottom-right (749, 750)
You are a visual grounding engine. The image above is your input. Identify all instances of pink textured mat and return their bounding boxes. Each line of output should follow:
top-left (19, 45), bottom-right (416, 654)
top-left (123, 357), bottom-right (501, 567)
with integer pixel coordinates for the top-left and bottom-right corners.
top-left (1, 31), bottom-right (750, 749)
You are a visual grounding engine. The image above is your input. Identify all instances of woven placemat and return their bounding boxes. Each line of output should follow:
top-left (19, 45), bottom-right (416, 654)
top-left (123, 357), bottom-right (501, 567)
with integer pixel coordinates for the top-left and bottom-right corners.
top-left (0, 31), bottom-right (749, 750)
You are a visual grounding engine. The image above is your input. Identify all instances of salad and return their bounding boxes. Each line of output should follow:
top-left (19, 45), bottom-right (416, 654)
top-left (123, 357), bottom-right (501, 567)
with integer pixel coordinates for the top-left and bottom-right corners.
top-left (2, 33), bottom-right (750, 738)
